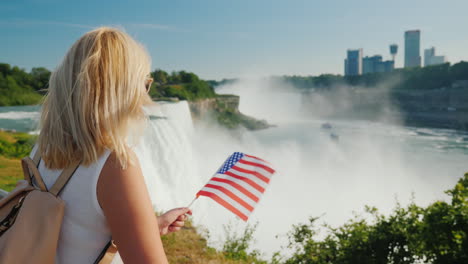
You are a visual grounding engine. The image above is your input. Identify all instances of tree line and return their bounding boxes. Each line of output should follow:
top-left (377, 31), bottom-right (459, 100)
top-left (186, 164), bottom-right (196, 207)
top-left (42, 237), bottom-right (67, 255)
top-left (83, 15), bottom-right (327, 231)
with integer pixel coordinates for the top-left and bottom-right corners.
top-left (208, 61), bottom-right (468, 92)
top-left (149, 69), bottom-right (216, 100)
top-left (0, 63), bottom-right (48, 106)
top-left (280, 61), bottom-right (468, 91)
top-left (0, 63), bottom-right (216, 106)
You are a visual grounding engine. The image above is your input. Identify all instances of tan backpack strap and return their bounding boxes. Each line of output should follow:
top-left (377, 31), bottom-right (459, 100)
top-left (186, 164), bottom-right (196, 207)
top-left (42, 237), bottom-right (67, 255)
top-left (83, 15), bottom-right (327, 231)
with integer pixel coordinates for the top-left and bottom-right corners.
top-left (23, 162), bottom-right (33, 185)
top-left (33, 147), bottom-right (41, 167)
top-left (48, 160), bottom-right (81, 196)
top-left (21, 157), bottom-right (48, 192)
top-left (23, 146), bottom-right (42, 185)
top-left (95, 240), bottom-right (118, 264)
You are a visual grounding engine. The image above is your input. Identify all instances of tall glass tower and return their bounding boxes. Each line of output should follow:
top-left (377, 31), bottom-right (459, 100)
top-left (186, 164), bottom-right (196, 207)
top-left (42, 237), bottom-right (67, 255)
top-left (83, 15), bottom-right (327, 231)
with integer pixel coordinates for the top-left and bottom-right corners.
top-left (404, 30), bottom-right (421, 68)
top-left (344, 49), bottom-right (363, 76)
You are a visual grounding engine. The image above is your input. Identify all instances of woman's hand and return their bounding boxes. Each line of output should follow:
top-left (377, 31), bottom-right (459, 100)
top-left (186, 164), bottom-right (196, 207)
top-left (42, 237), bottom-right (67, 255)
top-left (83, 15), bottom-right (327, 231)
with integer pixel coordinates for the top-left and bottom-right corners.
top-left (158, 207), bottom-right (192, 235)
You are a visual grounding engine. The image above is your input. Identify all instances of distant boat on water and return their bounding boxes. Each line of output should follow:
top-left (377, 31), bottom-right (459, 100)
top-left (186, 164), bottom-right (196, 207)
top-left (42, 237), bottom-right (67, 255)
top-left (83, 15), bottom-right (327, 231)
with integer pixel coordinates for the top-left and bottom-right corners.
top-left (330, 132), bottom-right (339, 141)
top-left (321, 123), bottom-right (332, 129)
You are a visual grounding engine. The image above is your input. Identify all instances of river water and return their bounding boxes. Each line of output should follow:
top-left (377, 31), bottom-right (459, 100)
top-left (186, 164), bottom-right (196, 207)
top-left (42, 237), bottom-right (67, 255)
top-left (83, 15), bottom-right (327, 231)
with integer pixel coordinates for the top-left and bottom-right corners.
top-left (1, 93), bottom-right (467, 257)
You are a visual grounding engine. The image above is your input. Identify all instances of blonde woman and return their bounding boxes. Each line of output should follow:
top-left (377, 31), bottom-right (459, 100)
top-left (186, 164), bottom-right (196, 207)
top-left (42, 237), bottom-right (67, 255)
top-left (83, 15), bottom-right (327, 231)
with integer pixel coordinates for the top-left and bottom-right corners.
top-left (31, 27), bottom-right (190, 263)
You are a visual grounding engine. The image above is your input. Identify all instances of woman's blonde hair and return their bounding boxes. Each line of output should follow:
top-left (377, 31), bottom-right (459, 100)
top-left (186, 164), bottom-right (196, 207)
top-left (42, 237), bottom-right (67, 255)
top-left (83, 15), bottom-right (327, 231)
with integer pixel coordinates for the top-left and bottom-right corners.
top-left (38, 27), bottom-right (152, 169)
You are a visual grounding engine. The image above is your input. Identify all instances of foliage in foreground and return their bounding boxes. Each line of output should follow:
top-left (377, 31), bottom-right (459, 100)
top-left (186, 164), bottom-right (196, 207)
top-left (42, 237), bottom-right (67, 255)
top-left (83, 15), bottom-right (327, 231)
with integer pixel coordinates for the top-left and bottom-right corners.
top-left (222, 222), bottom-right (266, 263)
top-left (161, 219), bottom-right (265, 264)
top-left (281, 174), bottom-right (468, 264)
top-left (0, 131), bottom-right (36, 159)
top-left (0, 131), bottom-right (36, 191)
top-left (0, 156), bottom-right (23, 192)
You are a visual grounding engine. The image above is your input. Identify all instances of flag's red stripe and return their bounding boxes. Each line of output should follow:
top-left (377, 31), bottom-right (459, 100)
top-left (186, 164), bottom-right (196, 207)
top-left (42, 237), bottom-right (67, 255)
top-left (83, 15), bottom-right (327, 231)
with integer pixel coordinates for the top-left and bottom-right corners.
top-left (231, 165), bottom-right (270, 183)
top-left (211, 177), bottom-right (260, 202)
top-left (245, 154), bottom-right (267, 162)
top-left (196, 191), bottom-right (248, 221)
top-left (205, 184), bottom-right (254, 212)
top-left (238, 159), bottom-right (275, 174)
top-left (224, 171), bottom-right (265, 193)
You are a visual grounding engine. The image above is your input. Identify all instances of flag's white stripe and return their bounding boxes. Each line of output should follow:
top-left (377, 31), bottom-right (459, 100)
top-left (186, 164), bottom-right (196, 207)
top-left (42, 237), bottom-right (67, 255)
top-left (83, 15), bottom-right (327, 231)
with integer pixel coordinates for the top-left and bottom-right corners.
top-left (228, 168), bottom-right (269, 189)
top-left (235, 162), bottom-right (273, 179)
top-left (242, 156), bottom-right (274, 170)
top-left (201, 187), bottom-right (252, 216)
top-left (206, 180), bottom-right (258, 206)
top-left (214, 174), bottom-right (264, 198)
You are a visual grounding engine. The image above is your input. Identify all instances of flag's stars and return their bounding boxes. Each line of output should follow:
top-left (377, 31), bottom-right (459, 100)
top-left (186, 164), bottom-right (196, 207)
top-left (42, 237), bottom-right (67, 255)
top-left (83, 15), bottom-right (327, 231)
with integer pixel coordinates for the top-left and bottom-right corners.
top-left (217, 152), bottom-right (244, 173)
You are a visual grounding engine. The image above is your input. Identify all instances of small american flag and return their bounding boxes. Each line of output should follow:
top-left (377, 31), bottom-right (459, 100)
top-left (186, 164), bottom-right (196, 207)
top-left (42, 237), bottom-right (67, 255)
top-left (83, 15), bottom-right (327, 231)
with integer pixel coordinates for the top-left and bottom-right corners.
top-left (196, 152), bottom-right (276, 221)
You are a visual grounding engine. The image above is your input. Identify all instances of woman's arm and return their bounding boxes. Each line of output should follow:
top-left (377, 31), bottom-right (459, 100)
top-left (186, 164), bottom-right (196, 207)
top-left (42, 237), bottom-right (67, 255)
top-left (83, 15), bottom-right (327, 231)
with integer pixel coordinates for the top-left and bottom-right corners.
top-left (97, 151), bottom-right (168, 264)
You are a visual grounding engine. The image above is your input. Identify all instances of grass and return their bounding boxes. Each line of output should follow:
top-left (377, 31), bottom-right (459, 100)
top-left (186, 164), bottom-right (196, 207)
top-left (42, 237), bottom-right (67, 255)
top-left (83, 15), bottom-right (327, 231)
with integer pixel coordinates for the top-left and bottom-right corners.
top-left (162, 220), bottom-right (255, 263)
top-left (0, 131), bottom-right (17, 143)
top-left (0, 156), bottom-right (22, 191)
top-left (0, 130), bottom-right (35, 191)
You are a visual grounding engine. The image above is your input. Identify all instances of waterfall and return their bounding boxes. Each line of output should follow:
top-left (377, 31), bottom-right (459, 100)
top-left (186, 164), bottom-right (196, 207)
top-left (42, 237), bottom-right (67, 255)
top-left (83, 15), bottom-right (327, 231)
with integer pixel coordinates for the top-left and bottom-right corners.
top-left (135, 101), bottom-right (202, 212)
top-left (134, 100), bottom-right (250, 250)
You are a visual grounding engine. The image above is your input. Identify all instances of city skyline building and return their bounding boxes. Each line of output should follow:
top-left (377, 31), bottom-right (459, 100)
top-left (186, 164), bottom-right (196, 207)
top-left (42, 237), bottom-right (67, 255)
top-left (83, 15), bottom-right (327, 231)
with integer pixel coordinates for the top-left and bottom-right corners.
top-left (404, 30), bottom-right (421, 68)
top-left (424, 47), bottom-right (446, 66)
top-left (363, 55), bottom-right (395, 74)
top-left (363, 55), bottom-right (382, 74)
top-left (344, 30), bottom-right (449, 74)
top-left (344, 49), bottom-right (363, 76)
top-left (390, 44), bottom-right (398, 62)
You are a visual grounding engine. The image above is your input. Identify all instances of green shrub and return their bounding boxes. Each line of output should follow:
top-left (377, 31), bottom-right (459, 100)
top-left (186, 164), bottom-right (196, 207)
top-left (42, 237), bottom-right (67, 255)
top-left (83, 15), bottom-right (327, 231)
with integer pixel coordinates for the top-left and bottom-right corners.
top-left (0, 131), bottom-right (36, 158)
top-left (222, 222), bottom-right (266, 263)
top-left (282, 174), bottom-right (468, 264)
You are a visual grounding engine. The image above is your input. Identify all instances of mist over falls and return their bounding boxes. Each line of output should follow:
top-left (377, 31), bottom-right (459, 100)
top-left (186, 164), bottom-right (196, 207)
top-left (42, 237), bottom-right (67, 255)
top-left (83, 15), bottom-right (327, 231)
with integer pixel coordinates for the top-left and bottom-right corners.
top-left (133, 78), bottom-right (468, 257)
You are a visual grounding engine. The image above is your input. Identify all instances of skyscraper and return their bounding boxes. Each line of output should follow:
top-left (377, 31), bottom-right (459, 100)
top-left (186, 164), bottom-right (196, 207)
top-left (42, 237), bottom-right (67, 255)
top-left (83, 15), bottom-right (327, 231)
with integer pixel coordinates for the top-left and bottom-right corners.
top-left (344, 49), bottom-right (362, 76)
top-left (363, 55), bottom-right (395, 74)
top-left (389, 44), bottom-right (398, 62)
top-left (404, 30), bottom-right (421, 68)
top-left (363, 55), bottom-right (382, 74)
top-left (424, 47), bottom-right (446, 66)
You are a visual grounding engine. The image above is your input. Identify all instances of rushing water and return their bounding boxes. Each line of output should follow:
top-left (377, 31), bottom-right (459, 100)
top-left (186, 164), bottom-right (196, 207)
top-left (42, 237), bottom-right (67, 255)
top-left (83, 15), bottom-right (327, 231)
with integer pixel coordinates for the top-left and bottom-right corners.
top-left (0, 105), bottom-right (40, 132)
top-left (1, 100), bottom-right (468, 257)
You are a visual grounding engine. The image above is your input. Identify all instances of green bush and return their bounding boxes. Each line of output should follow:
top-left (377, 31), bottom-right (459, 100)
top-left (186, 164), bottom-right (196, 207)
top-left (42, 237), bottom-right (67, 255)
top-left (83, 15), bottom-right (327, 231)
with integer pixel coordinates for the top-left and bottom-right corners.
top-left (0, 131), bottom-right (36, 158)
top-left (222, 222), bottom-right (266, 264)
top-left (282, 174), bottom-right (468, 264)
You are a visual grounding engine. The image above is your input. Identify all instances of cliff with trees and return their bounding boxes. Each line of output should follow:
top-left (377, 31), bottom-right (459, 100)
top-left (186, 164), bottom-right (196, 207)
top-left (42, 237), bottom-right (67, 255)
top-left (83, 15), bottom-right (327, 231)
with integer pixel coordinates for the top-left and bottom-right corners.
top-left (0, 64), bottom-right (268, 130)
top-left (0, 63), bottom-right (47, 105)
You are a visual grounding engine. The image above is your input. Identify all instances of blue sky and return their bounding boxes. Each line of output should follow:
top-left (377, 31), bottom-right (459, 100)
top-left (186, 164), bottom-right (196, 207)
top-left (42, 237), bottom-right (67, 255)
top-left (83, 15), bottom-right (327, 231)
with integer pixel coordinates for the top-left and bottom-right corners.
top-left (1, 0), bottom-right (467, 80)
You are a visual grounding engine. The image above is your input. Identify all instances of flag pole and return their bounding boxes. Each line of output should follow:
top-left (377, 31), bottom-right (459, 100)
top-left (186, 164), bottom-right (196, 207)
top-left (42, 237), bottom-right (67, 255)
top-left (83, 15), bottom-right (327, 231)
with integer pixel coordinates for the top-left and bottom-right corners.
top-left (187, 160), bottom-right (224, 208)
top-left (187, 196), bottom-right (198, 208)
top-left (188, 159), bottom-right (225, 209)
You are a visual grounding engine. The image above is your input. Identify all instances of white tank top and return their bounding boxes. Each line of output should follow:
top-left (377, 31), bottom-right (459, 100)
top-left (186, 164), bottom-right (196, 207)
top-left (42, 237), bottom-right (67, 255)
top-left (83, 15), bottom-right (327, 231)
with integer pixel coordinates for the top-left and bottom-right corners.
top-left (30, 146), bottom-right (121, 264)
